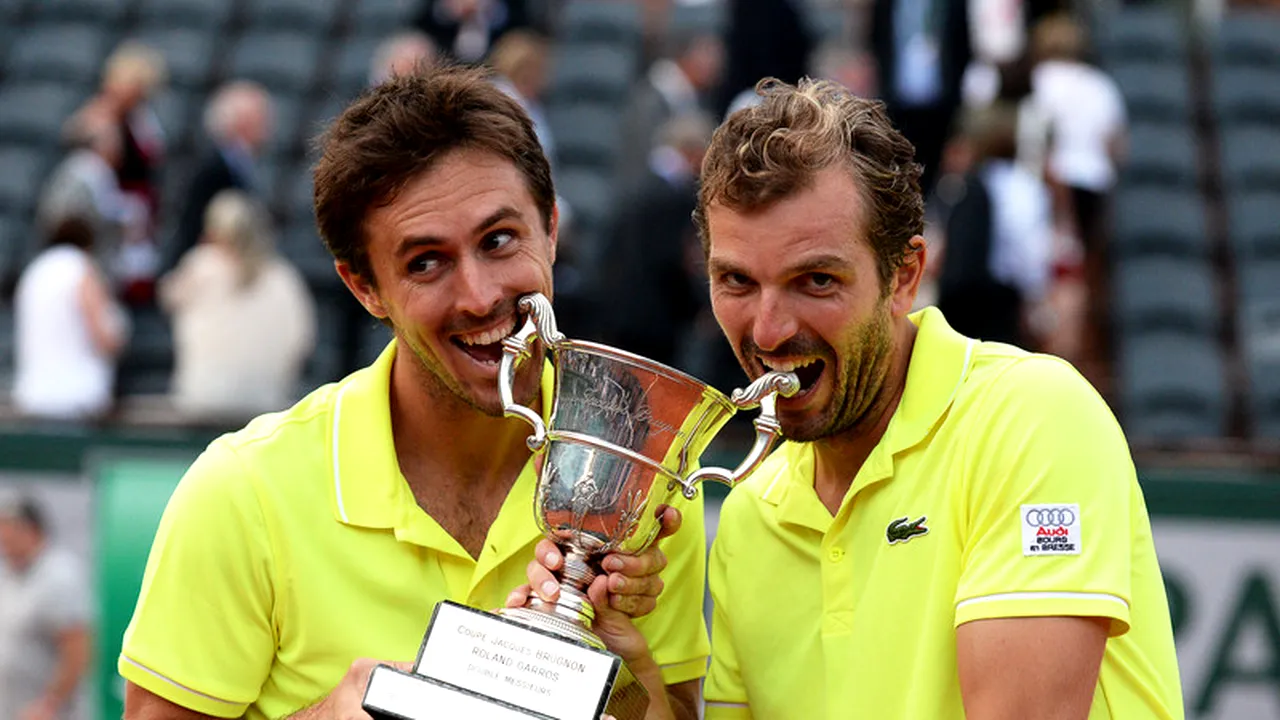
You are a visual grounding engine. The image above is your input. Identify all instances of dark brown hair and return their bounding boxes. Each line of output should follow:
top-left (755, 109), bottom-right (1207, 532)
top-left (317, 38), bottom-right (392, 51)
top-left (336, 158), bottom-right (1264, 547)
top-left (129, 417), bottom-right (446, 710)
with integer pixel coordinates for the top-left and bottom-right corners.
top-left (313, 62), bottom-right (554, 282)
top-left (694, 77), bottom-right (924, 287)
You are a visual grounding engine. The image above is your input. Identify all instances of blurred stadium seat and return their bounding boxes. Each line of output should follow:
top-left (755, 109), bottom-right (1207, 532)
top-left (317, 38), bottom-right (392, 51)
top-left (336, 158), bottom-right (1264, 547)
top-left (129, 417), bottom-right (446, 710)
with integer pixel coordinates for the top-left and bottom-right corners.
top-left (1112, 256), bottom-right (1220, 339)
top-left (1118, 332), bottom-right (1229, 441)
top-left (558, 0), bottom-right (643, 50)
top-left (0, 82), bottom-right (86, 150)
top-left (1120, 122), bottom-right (1199, 189)
top-left (1095, 7), bottom-right (1188, 65)
top-left (1211, 10), bottom-right (1280, 69)
top-left (6, 23), bottom-right (114, 89)
top-left (1112, 187), bottom-right (1211, 260)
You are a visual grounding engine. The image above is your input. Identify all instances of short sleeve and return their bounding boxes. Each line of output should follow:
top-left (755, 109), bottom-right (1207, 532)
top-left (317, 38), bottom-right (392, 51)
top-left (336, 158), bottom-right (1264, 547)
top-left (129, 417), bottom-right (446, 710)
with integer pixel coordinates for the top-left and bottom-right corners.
top-left (704, 520), bottom-right (752, 720)
top-left (632, 488), bottom-right (711, 686)
top-left (953, 357), bottom-right (1134, 636)
top-left (118, 439), bottom-right (277, 718)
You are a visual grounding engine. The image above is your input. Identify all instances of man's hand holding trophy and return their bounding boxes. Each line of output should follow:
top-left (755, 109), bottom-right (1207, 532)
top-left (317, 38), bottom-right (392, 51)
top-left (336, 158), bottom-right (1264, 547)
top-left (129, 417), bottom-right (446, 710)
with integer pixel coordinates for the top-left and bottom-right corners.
top-left (362, 292), bottom-right (798, 720)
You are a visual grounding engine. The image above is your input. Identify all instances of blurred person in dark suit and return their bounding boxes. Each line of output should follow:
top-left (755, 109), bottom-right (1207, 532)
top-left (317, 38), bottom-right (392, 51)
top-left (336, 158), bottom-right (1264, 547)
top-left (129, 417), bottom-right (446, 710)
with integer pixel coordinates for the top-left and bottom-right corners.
top-left (715, 0), bottom-right (814, 118)
top-left (413, 0), bottom-right (531, 64)
top-left (598, 111), bottom-right (715, 370)
top-left (619, 25), bottom-right (724, 193)
top-left (936, 102), bottom-right (1053, 348)
top-left (0, 495), bottom-right (92, 720)
top-left (870, 0), bottom-right (972, 197)
top-left (163, 81), bottom-right (274, 275)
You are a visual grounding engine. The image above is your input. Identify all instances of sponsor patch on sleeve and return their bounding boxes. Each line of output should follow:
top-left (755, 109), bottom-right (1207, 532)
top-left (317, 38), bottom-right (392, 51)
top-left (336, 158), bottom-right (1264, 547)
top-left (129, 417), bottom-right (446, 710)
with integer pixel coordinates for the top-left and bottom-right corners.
top-left (1021, 504), bottom-right (1081, 556)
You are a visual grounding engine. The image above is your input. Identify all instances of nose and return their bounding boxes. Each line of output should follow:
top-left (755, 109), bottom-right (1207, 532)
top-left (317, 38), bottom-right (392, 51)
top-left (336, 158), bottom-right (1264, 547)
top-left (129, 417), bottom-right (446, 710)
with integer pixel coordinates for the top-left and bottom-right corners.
top-left (751, 288), bottom-right (798, 352)
top-left (453, 255), bottom-right (503, 318)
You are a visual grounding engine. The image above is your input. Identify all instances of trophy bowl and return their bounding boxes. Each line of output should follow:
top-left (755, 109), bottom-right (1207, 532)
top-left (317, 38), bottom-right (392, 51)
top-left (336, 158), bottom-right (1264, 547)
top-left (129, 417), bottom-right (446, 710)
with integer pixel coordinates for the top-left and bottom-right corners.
top-left (496, 293), bottom-right (799, 654)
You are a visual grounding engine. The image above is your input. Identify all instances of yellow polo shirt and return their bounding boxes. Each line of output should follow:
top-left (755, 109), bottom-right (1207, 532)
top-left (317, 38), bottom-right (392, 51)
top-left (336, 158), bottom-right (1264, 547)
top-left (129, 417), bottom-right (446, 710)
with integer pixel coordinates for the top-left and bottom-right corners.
top-left (705, 307), bottom-right (1183, 719)
top-left (118, 341), bottom-right (710, 719)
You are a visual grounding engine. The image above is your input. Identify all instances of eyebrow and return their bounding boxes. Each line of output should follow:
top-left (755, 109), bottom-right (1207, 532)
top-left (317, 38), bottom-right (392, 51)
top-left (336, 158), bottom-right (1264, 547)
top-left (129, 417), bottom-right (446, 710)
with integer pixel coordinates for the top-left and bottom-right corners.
top-left (707, 253), bottom-right (853, 278)
top-left (396, 206), bottom-right (524, 255)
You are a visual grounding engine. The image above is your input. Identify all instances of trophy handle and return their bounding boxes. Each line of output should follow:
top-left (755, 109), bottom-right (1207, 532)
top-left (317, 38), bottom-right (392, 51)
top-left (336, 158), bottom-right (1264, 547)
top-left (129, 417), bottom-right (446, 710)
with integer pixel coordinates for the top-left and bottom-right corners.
top-left (499, 293), bottom-right (566, 452)
top-left (675, 371), bottom-right (801, 499)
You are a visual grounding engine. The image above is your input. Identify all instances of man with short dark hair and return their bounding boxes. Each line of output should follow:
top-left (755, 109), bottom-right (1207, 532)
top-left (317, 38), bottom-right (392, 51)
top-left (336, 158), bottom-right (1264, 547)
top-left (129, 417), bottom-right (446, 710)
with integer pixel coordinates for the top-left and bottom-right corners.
top-left (0, 495), bottom-right (93, 720)
top-left (120, 64), bottom-right (705, 720)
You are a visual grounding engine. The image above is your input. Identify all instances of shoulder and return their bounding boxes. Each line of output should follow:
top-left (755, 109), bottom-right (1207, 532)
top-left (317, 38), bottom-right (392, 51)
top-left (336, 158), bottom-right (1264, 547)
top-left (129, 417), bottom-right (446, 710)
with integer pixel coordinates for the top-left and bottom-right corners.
top-left (174, 381), bottom-right (342, 505)
top-left (956, 346), bottom-right (1127, 453)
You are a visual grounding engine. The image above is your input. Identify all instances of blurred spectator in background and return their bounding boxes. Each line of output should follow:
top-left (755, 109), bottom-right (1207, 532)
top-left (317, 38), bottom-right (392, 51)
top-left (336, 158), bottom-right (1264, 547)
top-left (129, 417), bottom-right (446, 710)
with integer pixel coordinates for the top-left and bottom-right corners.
top-left (66, 41), bottom-right (168, 231)
top-left (37, 110), bottom-right (149, 284)
top-left (413, 0), bottom-right (531, 64)
top-left (1029, 13), bottom-right (1126, 266)
top-left (715, 0), bottom-right (813, 117)
top-left (0, 495), bottom-right (92, 720)
top-left (870, 0), bottom-right (972, 197)
top-left (936, 101), bottom-right (1053, 348)
top-left (368, 30), bottom-right (440, 85)
top-left (12, 216), bottom-right (129, 423)
top-left (813, 41), bottom-right (878, 99)
top-left (619, 24), bottom-right (724, 192)
top-left (598, 111), bottom-right (714, 368)
top-left (165, 81), bottom-right (274, 274)
top-left (159, 190), bottom-right (315, 424)
top-left (489, 29), bottom-right (555, 166)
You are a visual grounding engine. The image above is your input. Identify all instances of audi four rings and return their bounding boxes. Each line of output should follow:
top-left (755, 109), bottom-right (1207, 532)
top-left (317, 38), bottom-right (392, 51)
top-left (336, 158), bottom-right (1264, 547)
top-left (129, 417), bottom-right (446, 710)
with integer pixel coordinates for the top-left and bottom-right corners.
top-left (1025, 508), bottom-right (1076, 526)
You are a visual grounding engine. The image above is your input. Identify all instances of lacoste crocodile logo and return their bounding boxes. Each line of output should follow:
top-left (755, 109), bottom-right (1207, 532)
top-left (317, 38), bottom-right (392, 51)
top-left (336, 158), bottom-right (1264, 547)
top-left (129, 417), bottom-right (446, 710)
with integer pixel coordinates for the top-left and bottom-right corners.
top-left (886, 515), bottom-right (929, 544)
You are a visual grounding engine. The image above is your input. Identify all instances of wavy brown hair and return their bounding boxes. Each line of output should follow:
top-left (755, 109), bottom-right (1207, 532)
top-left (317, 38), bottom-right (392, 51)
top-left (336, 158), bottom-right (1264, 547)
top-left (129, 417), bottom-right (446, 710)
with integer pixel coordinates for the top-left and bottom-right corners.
top-left (694, 77), bottom-right (924, 288)
top-left (312, 62), bottom-right (554, 283)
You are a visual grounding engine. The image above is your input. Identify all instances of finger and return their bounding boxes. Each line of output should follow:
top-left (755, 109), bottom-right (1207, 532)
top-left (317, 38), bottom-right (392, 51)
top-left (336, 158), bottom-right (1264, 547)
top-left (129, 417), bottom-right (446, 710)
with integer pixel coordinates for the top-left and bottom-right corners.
top-left (654, 505), bottom-right (683, 541)
top-left (534, 539), bottom-right (564, 571)
top-left (527, 559), bottom-right (561, 602)
top-left (506, 584), bottom-right (533, 609)
top-left (609, 592), bottom-right (658, 619)
top-left (587, 574), bottom-right (611, 610)
top-left (600, 546), bottom-right (668, 578)
top-left (607, 571), bottom-right (664, 598)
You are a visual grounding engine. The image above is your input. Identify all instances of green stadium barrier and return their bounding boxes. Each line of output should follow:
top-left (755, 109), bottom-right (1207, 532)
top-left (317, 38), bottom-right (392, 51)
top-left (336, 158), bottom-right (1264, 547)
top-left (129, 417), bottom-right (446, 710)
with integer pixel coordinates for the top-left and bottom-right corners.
top-left (90, 452), bottom-right (195, 720)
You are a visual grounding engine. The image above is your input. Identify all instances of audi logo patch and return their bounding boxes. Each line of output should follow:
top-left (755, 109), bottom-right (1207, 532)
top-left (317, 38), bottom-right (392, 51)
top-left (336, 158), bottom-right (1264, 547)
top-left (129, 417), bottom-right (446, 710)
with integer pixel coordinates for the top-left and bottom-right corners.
top-left (1021, 503), bottom-right (1081, 556)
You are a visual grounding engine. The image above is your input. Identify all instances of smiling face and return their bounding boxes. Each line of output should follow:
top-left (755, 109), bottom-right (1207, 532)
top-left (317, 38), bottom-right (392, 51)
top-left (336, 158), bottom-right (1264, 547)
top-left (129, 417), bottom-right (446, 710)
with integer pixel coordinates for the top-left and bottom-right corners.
top-left (338, 148), bottom-right (556, 416)
top-left (707, 165), bottom-right (913, 442)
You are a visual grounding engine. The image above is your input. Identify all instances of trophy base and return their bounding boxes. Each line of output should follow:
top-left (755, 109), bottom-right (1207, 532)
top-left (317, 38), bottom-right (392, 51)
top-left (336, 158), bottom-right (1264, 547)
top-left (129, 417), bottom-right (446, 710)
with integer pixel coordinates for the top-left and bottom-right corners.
top-left (364, 666), bottom-right (551, 719)
top-left (362, 601), bottom-right (647, 720)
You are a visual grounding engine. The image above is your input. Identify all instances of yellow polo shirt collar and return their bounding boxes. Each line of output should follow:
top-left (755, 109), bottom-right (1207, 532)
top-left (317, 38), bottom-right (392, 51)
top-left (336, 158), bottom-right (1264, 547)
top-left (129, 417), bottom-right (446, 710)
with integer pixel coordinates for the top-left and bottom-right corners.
top-left (764, 307), bottom-right (976, 528)
top-left (329, 340), bottom-right (553, 576)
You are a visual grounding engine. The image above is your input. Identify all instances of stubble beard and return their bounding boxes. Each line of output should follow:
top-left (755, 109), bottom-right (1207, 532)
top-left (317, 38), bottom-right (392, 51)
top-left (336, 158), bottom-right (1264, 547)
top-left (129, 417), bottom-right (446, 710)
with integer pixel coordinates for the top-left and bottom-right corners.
top-left (787, 303), bottom-right (895, 443)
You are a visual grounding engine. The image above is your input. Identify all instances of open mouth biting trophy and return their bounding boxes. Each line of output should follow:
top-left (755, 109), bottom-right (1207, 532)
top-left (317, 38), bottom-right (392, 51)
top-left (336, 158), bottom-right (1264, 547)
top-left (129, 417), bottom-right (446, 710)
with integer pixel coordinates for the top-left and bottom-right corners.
top-left (362, 292), bottom-right (799, 720)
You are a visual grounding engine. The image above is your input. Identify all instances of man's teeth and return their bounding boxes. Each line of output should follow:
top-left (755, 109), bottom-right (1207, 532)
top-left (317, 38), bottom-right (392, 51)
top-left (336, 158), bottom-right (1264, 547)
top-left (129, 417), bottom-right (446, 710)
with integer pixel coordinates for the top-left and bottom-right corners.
top-left (760, 357), bottom-right (819, 373)
top-left (457, 318), bottom-right (517, 346)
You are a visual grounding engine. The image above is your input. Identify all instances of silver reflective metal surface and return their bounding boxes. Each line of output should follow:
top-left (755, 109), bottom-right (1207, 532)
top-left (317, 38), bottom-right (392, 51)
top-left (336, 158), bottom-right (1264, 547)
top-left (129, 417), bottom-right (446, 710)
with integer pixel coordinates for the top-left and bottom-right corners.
top-left (498, 293), bottom-right (798, 636)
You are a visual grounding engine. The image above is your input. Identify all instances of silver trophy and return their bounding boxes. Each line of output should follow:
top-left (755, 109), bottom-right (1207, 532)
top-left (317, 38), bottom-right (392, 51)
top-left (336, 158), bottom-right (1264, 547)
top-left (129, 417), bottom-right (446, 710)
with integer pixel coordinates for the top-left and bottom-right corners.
top-left (364, 293), bottom-right (798, 720)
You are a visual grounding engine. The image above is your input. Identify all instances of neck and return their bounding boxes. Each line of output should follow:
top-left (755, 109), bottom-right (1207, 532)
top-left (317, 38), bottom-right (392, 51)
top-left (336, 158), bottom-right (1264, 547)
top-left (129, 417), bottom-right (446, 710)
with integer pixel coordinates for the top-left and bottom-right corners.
top-left (388, 347), bottom-right (537, 492)
top-left (812, 318), bottom-right (918, 512)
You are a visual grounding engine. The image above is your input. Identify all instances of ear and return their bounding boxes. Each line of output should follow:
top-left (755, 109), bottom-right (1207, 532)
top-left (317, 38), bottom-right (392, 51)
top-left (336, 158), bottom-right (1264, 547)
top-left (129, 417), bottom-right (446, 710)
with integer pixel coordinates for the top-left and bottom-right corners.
top-left (335, 260), bottom-right (389, 320)
top-left (889, 235), bottom-right (928, 316)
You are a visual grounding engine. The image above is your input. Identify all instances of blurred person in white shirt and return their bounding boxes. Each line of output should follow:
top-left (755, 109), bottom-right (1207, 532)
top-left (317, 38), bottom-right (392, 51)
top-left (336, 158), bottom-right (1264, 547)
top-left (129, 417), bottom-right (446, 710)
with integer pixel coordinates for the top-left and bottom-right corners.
top-left (13, 215), bottom-right (129, 422)
top-left (159, 190), bottom-right (316, 423)
top-left (1029, 13), bottom-right (1127, 253)
top-left (0, 496), bottom-right (92, 720)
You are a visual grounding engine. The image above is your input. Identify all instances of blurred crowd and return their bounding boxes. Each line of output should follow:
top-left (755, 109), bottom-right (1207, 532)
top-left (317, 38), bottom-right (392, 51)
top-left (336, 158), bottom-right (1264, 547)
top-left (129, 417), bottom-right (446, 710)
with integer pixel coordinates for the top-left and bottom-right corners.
top-left (0, 0), bottom-right (1158, 428)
